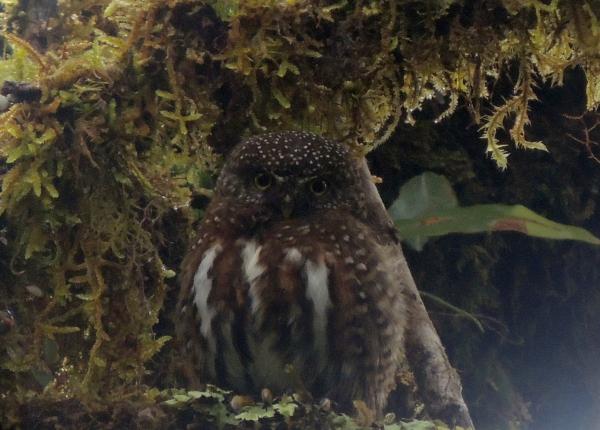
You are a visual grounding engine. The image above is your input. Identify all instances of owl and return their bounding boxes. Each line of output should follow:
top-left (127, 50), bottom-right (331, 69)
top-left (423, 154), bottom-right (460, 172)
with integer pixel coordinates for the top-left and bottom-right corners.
top-left (176, 131), bottom-right (473, 426)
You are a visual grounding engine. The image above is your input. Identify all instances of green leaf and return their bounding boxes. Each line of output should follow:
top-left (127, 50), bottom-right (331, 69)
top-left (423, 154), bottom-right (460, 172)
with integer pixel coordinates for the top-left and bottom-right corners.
top-left (329, 413), bottom-right (362, 430)
top-left (209, 0), bottom-right (240, 21)
top-left (29, 168), bottom-right (42, 197)
top-left (160, 110), bottom-right (181, 121)
top-left (277, 60), bottom-right (300, 78)
top-left (30, 369), bottom-right (53, 388)
top-left (390, 172), bottom-right (600, 250)
top-left (272, 86), bottom-right (291, 109)
top-left (396, 420), bottom-right (441, 430)
top-left (93, 356), bottom-right (106, 368)
top-left (163, 399), bottom-right (180, 407)
top-left (273, 399), bottom-right (298, 417)
top-left (388, 172), bottom-right (458, 220)
top-left (235, 405), bottom-right (275, 421)
top-left (163, 268), bottom-right (176, 279)
top-left (188, 390), bottom-right (206, 399)
top-left (5, 144), bottom-right (28, 163)
top-left (34, 128), bottom-right (57, 145)
top-left (187, 385), bottom-right (227, 402)
top-left (155, 90), bottom-right (177, 100)
top-left (302, 49), bottom-right (323, 58)
top-left (388, 172), bottom-right (458, 249)
top-left (113, 171), bottom-right (133, 186)
top-left (173, 393), bottom-right (191, 402)
top-left (44, 182), bottom-right (59, 198)
top-left (394, 203), bottom-right (600, 247)
top-left (43, 338), bottom-right (60, 364)
top-left (25, 225), bottom-right (48, 259)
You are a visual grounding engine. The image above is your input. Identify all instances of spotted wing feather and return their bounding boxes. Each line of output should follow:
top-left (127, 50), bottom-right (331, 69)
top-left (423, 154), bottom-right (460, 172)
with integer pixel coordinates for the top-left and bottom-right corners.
top-left (177, 211), bottom-right (406, 413)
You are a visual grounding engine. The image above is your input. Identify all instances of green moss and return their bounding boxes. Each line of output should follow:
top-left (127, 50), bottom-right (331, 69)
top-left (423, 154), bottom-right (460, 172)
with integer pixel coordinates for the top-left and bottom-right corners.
top-left (1, 0), bottom-right (600, 428)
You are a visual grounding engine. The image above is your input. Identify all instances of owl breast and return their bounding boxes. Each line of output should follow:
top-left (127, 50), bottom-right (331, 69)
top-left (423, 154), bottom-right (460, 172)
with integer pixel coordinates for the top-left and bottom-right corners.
top-left (179, 210), bottom-right (406, 412)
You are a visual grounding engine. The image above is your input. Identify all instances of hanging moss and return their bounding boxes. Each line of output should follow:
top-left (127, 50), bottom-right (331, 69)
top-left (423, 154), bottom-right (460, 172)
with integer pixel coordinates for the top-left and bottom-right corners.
top-left (1, 1), bottom-right (600, 428)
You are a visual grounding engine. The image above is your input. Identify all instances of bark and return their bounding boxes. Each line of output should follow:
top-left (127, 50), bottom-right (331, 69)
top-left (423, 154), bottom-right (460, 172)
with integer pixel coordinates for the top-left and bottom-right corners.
top-left (358, 158), bottom-right (474, 428)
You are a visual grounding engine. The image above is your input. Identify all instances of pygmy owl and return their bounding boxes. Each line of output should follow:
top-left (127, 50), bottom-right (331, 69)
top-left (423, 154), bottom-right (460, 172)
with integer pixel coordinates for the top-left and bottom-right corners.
top-left (176, 131), bottom-right (472, 426)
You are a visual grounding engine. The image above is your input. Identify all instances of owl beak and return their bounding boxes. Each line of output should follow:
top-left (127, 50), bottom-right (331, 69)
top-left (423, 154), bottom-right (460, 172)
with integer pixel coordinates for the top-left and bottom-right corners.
top-left (281, 194), bottom-right (294, 219)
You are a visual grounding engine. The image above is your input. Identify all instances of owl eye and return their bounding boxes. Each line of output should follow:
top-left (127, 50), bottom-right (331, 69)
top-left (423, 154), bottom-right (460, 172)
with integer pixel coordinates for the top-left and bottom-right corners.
top-left (309, 178), bottom-right (328, 195)
top-left (254, 172), bottom-right (273, 190)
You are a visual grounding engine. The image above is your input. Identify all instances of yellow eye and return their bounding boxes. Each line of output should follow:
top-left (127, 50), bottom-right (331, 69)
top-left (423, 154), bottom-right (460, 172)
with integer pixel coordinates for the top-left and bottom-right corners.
top-left (254, 172), bottom-right (273, 190)
top-left (309, 178), bottom-right (328, 195)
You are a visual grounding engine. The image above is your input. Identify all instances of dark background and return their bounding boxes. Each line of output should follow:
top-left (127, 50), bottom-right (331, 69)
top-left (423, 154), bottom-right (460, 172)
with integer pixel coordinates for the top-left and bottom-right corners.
top-left (370, 68), bottom-right (600, 430)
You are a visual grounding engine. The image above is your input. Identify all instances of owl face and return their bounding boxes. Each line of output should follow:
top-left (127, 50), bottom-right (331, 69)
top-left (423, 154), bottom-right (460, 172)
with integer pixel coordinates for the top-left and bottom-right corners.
top-left (215, 131), bottom-right (362, 223)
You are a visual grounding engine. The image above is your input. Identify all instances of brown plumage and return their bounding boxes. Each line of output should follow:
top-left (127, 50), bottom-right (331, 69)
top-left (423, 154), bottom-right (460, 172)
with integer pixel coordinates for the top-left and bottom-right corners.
top-left (176, 131), bottom-right (473, 426)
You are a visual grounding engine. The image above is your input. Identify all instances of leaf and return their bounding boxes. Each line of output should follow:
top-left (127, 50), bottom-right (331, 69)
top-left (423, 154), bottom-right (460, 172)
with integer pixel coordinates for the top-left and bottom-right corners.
top-left (396, 420), bottom-right (442, 430)
top-left (34, 128), bottom-right (57, 145)
top-left (43, 338), bottom-right (60, 364)
top-left (277, 60), bottom-right (300, 78)
top-left (25, 225), bottom-right (48, 259)
top-left (188, 390), bottom-right (206, 399)
top-left (235, 405), bottom-right (275, 421)
top-left (173, 393), bottom-right (191, 402)
top-left (163, 399), bottom-right (180, 407)
top-left (187, 385), bottom-right (227, 402)
top-left (273, 399), bottom-right (298, 417)
top-left (39, 324), bottom-right (81, 335)
top-left (139, 335), bottom-right (172, 361)
top-left (93, 356), bottom-right (106, 368)
top-left (160, 110), bottom-right (181, 121)
top-left (321, 0), bottom-right (348, 20)
top-left (390, 172), bottom-right (600, 250)
top-left (394, 204), bottom-right (600, 249)
top-left (30, 369), bottom-right (53, 388)
top-left (388, 172), bottom-right (458, 221)
top-left (29, 168), bottom-right (42, 197)
top-left (5, 144), bottom-right (28, 163)
top-left (113, 171), bottom-right (133, 186)
top-left (302, 49), bottom-right (323, 58)
top-left (388, 172), bottom-right (458, 249)
top-left (145, 388), bottom-right (161, 401)
top-left (44, 182), bottom-right (59, 198)
top-left (384, 420), bottom-right (450, 430)
top-left (272, 86), bottom-right (291, 109)
top-left (209, 0), bottom-right (240, 21)
top-left (329, 414), bottom-right (362, 430)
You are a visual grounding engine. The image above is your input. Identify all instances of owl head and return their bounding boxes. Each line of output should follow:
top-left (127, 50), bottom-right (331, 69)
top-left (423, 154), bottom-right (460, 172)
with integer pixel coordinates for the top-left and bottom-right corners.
top-left (213, 131), bottom-right (361, 220)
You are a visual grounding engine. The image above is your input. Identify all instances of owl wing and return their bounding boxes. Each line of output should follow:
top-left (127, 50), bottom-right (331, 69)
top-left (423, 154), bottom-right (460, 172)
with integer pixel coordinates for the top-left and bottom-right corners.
top-left (353, 158), bottom-right (474, 427)
top-left (176, 215), bottom-right (407, 414)
top-left (315, 227), bottom-right (407, 414)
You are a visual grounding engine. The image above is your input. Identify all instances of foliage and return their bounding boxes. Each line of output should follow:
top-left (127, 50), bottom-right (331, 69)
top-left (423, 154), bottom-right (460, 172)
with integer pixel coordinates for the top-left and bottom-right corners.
top-left (7, 384), bottom-right (453, 429)
top-left (375, 77), bottom-right (600, 429)
top-left (1, 0), bottom-right (600, 428)
top-left (389, 172), bottom-right (600, 250)
top-left (159, 386), bottom-right (454, 430)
